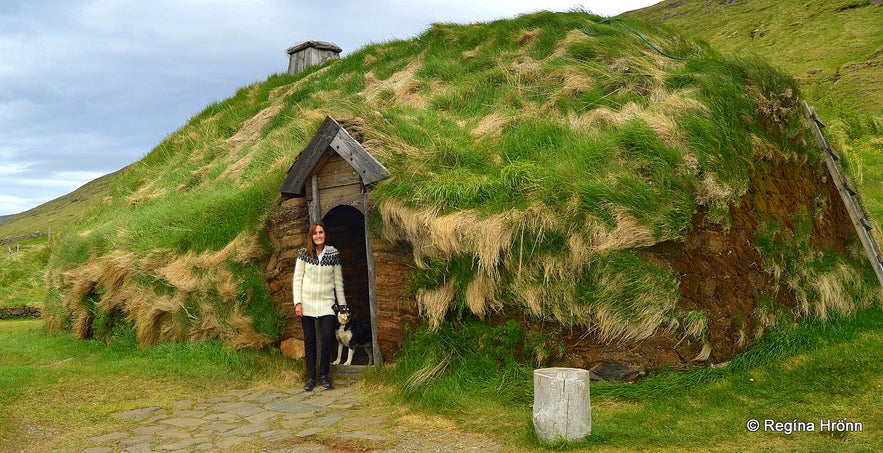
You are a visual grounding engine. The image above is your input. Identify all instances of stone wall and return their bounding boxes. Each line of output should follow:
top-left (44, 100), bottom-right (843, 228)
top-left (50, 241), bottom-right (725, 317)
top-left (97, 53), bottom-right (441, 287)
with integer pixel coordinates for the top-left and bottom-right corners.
top-left (0, 306), bottom-right (41, 320)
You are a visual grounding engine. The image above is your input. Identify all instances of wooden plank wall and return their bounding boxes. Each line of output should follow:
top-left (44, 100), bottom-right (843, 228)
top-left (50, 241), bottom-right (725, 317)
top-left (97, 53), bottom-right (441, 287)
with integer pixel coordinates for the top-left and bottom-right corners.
top-left (316, 155), bottom-right (363, 218)
top-left (287, 48), bottom-right (339, 75)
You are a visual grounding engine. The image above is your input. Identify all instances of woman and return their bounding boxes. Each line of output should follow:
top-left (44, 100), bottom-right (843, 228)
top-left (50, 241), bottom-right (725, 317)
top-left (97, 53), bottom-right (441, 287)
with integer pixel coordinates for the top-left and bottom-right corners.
top-left (292, 223), bottom-right (347, 391)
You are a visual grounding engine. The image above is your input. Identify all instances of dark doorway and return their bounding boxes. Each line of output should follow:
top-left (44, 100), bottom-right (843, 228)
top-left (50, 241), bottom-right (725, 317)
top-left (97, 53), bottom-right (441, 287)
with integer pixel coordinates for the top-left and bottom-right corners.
top-left (323, 205), bottom-right (372, 365)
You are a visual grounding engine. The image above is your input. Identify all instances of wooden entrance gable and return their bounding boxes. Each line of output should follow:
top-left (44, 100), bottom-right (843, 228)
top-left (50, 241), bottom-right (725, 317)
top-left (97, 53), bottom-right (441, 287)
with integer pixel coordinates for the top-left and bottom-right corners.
top-left (279, 115), bottom-right (389, 367)
top-left (280, 116), bottom-right (388, 221)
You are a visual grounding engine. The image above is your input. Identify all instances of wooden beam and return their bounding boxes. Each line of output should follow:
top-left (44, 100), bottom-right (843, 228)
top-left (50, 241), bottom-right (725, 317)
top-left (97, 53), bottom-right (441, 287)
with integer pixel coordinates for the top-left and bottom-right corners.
top-left (309, 175), bottom-right (321, 224)
top-left (363, 192), bottom-right (384, 367)
top-left (280, 117), bottom-right (340, 197)
top-left (803, 100), bottom-right (883, 288)
top-left (329, 128), bottom-right (390, 185)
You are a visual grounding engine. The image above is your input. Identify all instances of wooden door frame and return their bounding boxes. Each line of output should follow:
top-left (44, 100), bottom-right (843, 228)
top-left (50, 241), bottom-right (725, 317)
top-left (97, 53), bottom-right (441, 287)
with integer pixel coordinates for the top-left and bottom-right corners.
top-left (309, 184), bottom-right (383, 368)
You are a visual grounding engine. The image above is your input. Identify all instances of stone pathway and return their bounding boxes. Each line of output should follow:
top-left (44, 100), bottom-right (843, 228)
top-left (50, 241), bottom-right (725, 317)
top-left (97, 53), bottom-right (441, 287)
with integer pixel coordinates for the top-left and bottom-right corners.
top-left (80, 377), bottom-right (503, 453)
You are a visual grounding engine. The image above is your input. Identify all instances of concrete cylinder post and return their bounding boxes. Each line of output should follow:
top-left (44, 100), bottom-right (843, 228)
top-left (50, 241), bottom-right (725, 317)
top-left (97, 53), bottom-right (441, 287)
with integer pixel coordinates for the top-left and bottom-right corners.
top-left (533, 367), bottom-right (591, 442)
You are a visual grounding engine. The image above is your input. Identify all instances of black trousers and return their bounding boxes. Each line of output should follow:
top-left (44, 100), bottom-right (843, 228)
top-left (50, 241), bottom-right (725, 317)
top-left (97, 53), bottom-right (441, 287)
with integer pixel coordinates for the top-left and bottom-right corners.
top-left (301, 314), bottom-right (336, 380)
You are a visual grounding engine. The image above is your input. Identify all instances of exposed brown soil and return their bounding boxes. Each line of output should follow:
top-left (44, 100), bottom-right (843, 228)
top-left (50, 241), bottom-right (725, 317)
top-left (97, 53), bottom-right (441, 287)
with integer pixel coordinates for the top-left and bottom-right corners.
top-left (557, 156), bottom-right (855, 374)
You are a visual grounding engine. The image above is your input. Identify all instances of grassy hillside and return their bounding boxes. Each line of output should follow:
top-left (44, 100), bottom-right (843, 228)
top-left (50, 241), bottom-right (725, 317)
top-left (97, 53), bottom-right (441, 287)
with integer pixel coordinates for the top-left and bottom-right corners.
top-left (628, 0), bottom-right (882, 119)
top-left (626, 0), bottom-right (883, 218)
top-left (1, 170), bottom-right (122, 309)
top-left (16, 8), bottom-right (873, 364)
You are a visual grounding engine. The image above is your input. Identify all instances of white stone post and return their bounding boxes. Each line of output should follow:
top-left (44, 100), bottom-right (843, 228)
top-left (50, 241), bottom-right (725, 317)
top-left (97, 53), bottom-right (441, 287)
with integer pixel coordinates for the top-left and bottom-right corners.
top-left (533, 367), bottom-right (591, 442)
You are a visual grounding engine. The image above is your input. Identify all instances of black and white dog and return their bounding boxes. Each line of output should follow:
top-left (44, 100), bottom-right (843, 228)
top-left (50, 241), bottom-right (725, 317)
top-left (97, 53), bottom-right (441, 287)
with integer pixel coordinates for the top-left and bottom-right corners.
top-left (331, 304), bottom-right (373, 366)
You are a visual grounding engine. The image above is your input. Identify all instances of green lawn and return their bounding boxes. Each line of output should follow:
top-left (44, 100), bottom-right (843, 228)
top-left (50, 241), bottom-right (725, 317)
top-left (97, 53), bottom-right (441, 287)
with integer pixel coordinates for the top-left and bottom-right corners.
top-left (379, 310), bottom-right (883, 451)
top-left (2, 308), bottom-right (881, 452)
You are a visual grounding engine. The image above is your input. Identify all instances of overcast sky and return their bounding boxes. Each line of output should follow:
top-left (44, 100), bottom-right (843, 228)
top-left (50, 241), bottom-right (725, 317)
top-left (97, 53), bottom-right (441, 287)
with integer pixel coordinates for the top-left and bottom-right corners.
top-left (0, 0), bottom-right (657, 216)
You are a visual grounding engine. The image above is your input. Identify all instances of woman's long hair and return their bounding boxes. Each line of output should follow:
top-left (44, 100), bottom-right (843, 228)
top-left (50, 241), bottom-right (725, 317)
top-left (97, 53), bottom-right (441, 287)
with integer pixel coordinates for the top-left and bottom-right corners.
top-left (304, 223), bottom-right (326, 258)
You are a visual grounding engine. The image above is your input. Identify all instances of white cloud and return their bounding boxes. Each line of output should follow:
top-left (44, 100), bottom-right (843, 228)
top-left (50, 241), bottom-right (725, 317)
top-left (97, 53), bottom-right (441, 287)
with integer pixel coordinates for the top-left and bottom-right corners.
top-left (0, 194), bottom-right (49, 216)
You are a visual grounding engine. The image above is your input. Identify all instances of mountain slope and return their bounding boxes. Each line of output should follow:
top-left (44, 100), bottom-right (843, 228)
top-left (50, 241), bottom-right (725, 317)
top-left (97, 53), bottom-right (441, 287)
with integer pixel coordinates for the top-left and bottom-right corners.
top-left (626, 0), bottom-right (883, 224)
top-left (626, 0), bottom-right (883, 120)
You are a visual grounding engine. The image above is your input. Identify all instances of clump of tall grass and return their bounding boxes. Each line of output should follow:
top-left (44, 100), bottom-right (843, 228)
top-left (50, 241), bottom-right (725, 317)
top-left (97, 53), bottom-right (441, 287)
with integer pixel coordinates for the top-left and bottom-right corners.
top-left (393, 319), bottom-right (532, 409)
top-left (752, 209), bottom-right (880, 335)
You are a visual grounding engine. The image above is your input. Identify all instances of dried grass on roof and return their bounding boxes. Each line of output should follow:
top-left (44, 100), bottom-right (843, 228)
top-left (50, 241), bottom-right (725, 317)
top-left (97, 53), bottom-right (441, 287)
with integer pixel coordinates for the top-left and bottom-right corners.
top-left (416, 282), bottom-right (456, 330)
top-left (808, 263), bottom-right (861, 321)
top-left (134, 295), bottom-right (184, 345)
top-left (227, 310), bottom-right (273, 349)
top-left (470, 112), bottom-right (509, 139)
top-left (591, 209), bottom-right (657, 253)
top-left (226, 102), bottom-right (283, 153)
top-left (54, 232), bottom-right (274, 348)
top-left (362, 58), bottom-right (427, 109)
top-left (382, 195), bottom-right (681, 340)
top-left (465, 271), bottom-right (501, 318)
top-left (378, 200), bottom-right (515, 274)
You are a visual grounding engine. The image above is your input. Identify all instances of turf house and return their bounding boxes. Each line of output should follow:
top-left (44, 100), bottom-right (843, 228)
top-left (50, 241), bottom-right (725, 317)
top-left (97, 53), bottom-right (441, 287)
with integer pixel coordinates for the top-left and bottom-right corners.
top-left (44, 11), bottom-right (882, 379)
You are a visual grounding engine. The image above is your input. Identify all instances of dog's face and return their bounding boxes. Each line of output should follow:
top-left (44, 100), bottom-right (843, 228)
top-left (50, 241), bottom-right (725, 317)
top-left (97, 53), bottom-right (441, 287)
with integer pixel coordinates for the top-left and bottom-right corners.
top-left (334, 304), bottom-right (352, 324)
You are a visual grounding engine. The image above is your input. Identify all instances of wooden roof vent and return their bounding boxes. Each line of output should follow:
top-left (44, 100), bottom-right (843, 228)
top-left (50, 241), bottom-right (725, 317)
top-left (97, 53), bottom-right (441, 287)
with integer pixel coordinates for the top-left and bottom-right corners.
top-left (286, 40), bottom-right (342, 75)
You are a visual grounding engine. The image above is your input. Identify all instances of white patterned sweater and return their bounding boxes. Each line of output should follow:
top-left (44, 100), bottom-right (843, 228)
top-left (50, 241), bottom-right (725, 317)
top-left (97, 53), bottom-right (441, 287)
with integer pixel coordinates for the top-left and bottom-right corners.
top-left (292, 246), bottom-right (347, 317)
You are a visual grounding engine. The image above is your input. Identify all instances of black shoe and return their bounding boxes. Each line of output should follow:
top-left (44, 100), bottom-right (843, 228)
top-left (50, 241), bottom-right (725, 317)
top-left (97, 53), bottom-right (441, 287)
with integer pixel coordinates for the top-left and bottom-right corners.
top-left (320, 374), bottom-right (332, 390)
top-left (304, 378), bottom-right (316, 392)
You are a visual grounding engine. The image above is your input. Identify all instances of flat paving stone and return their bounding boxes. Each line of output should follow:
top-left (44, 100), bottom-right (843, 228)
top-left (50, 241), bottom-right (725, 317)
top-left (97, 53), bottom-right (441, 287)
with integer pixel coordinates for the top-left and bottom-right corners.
top-left (132, 424), bottom-right (167, 435)
top-left (204, 412), bottom-right (240, 422)
top-left (162, 417), bottom-right (209, 429)
top-left (112, 407), bottom-right (163, 421)
top-left (154, 427), bottom-right (191, 439)
top-left (246, 410), bottom-right (281, 424)
top-left (223, 423), bottom-right (270, 436)
top-left (208, 401), bottom-right (264, 416)
top-left (264, 400), bottom-right (322, 413)
top-left (121, 443), bottom-right (153, 453)
top-left (215, 435), bottom-right (249, 449)
top-left (310, 413), bottom-right (343, 427)
top-left (195, 421), bottom-right (238, 434)
top-left (250, 391), bottom-right (289, 403)
top-left (280, 418), bottom-right (309, 430)
top-left (172, 409), bottom-right (206, 418)
top-left (261, 429), bottom-right (292, 442)
top-left (79, 379), bottom-right (483, 453)
top-left (303, 394), bottom-right (339, 407)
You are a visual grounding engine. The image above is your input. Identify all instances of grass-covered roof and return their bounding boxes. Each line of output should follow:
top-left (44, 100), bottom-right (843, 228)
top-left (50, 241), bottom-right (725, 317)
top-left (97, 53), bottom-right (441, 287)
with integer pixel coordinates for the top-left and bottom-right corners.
top-left (36, 10), bottom-right (879, 357)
